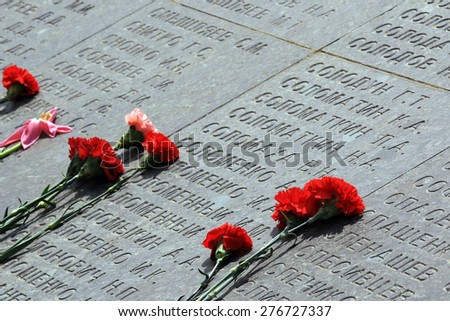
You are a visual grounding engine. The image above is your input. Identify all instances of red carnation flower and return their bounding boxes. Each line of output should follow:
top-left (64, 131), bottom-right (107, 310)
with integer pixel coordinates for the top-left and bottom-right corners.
top-left (203, 223), bottom-right (253, 260)
top-left (68, 137), bottom-right (90, 160)
top-left (141, 132), bottom-right (179, 166)
top-left (2, 65), bottom-right (39, 100)
top-left (114, 108), bottom-right (159, 150)
top-left (125, 108), bottom-right (158, 136)
top-left (271, 187), bottom-right (321, 229)
top-left (68, 137), bottom-right (124, 181)
top-left (304, 176), bottom-right (365, 216)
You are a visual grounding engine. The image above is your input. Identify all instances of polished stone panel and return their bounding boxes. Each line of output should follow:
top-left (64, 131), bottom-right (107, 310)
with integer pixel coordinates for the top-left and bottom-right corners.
top-left (325, 0), bottom-right (450, 90)
top-left (1, 0), bottom-right (449, 301)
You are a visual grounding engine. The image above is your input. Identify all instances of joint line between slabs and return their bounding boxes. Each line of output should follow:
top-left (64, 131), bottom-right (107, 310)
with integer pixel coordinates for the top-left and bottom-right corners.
top-left (171, 1), bottom-right (316, 52)
top-left (363, 146), bottom-right (450, 198)
top-left (41, 2), bottom-right (156, 66)
top-left (174, 1), bottom-right (449, 93)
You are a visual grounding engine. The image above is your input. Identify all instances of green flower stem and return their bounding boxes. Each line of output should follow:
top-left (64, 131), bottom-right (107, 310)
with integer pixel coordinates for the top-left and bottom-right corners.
top-left (37, 176), bottom-right (73, 201)
top-left (36, 179), bottom-right (73, 210)
top-left (0, 176), bottom-right (78, 234)
top-left (0, 142), bottom-right (22, 160)
top-left (113, 127), bottom-right (144, 151)
top-left (47, 168), bottom-right (140, 229)
top-left (0, 168), bottom-right (142, 263)
top-left (113, 140), bottom-right (123, 151)
top-left (197, 218), bottom-right (315, 301)
top-left (187, 258), bottom-right (223, 301)
top-left (0, 229), bottom-right (48, 263)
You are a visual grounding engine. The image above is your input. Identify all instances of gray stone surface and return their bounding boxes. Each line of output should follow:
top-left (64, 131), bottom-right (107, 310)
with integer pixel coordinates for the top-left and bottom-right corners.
top-left (222, 148), bottom-right (450, 300)
top-left (0, 0), bottom-right (152, 68)
top-left (175, 0), bottom-right (404, 49)
top-left (1, 0), bottom-right (449, 301)
top-left (324, 0), bottom-right (450, 90)
top-left (1, 0), bottom-right (308, 140)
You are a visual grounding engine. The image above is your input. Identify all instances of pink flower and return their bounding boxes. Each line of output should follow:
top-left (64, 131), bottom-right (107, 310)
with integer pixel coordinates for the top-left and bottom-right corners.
top-left (0, 107), bottom-right (72, 149)
top-left (125, 108), bottom-right (158, 135)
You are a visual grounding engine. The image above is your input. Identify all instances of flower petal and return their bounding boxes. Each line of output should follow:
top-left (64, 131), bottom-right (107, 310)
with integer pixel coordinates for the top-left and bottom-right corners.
top-left (222, 235), bottom-right (243, 251)
top-left (55, 125), bottom-right (73, 134)
top-left (0, 125), bottom-right (26, 147)
top-left (2, 65), bottom-right (39, 96)
top-left (40, 121), bottom-right (59, 137)
top-left (20, 119), bottom-right (42, 149)
top-left (202, 222), bottom-right (252, 257)
top-left (46, 107), bottom-right (58, 122)
top-left (125, 108), bottom-right (158, 134)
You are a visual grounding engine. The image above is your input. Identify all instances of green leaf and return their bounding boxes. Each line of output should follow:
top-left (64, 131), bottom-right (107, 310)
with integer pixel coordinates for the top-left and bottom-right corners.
top-left (22, 213), bottom-right (31, 225)
top-left (41, 184), bottom-right (51, 195)
top-left (255, 248), bottom-right (273, 261)
top-left (198, 268), bottom-right (209, 281)
top-left (287, 232), bottom-right (298, 243)
top-left (0, 223), bottom-right (23, 234)
top-left (198, 268), bottom-right (208, 277)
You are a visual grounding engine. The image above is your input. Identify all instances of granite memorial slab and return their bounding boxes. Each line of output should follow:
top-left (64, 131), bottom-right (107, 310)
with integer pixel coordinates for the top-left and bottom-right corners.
top-left (0, 0), bottom-right (308, 203)
top-left (0, 0), bottom-right (308, 141)
top-left (175, 0), bottom-right (404, 49)
top-left (324, 0), bottom-right (450, 90)
top-left (2, 48), bottom-right (449, 300)
top-left (0, 0), bottom-right (449, 301)
top-left (221, 147), bottom-right (450, 300)
top-left (0, 0), bottom-right (152, 69)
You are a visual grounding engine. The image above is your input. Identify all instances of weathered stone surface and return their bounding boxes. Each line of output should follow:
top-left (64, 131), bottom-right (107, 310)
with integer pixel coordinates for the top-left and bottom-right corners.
top-left (221, 148), bottom-right (450, 300)
top-left (1, 0), bottom-right (308, 140)
top-left (175, 0), bottom-right (403, 48)
top-left (1, 0), bottom-right (449, 301)
top-left (0, 0), bottom-right (308, 210)
top-left (0, 0), bottom-right (152, 68)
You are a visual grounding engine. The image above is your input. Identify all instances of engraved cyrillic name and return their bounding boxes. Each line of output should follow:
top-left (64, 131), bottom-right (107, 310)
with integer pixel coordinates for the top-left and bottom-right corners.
top-left (178, 0), bottom-right (402, 48)
top-left (327, 0), bottom-right (450, 89)
top-left (0, 0), bottom-right (153, 65)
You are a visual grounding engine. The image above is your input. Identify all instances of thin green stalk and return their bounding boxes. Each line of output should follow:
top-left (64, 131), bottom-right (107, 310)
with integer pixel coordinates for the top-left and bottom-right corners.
top-left (0, 168), bottom-right (142, 263)
top-left (6, 176), bottom-right (75, 219)
top-left (113, 140), bottom-right (123, 151)
top-left (0, 230), bottom-right (48, 262)
top-left (198, 234), bottom-right (282, 301)
top-left (36, 180), bottom-right (71, 210)
top-left (187, 258), bottom-right (223, 301)
top-left (0, 142), bottom-right (22, 160)
top-left (0, 176), bottom-right (78, 233)
top-left (197, 218), bottom-right (314, 301)
top-left (0, 209), bottom-right (36, 234)
top-left (38, 176), bottom-right (70, 196)
top-left (47, 168), bottom-right (140, 229)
